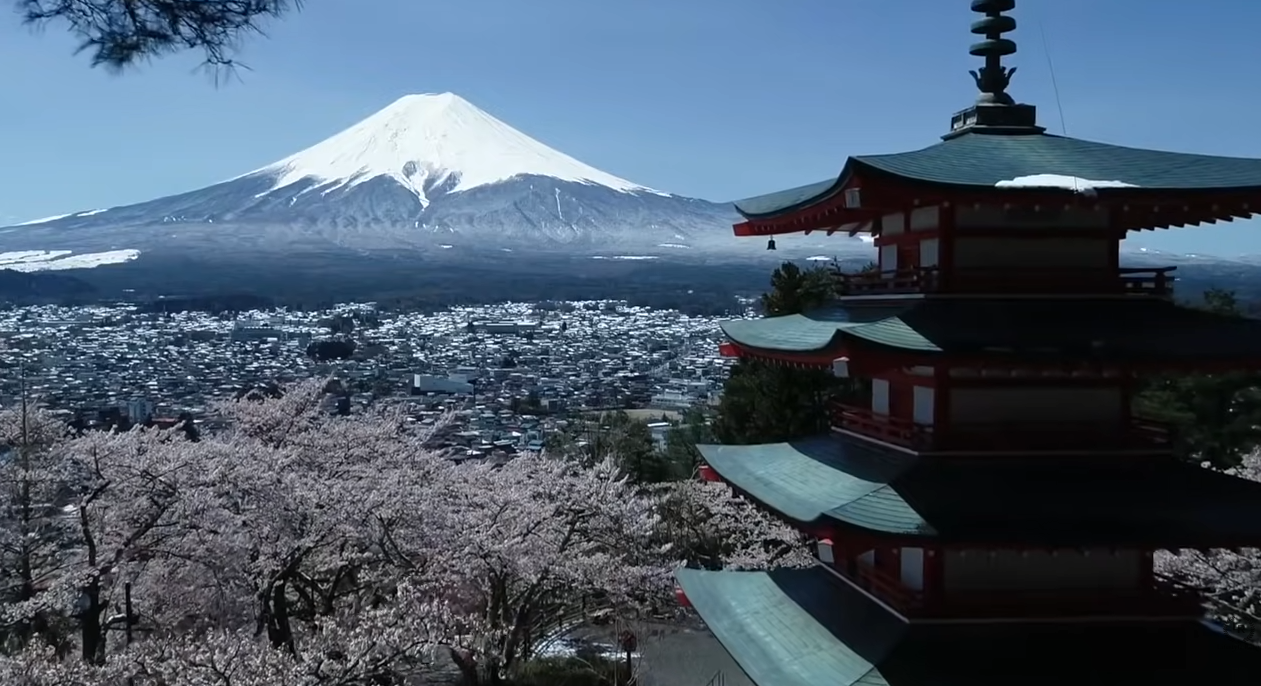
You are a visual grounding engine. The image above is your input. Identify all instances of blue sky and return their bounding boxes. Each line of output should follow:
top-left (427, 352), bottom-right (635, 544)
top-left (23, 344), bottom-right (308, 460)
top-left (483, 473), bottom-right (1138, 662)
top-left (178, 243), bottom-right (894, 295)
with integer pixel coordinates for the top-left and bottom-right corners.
top-left (2, 0), bottom-right (1260, 255)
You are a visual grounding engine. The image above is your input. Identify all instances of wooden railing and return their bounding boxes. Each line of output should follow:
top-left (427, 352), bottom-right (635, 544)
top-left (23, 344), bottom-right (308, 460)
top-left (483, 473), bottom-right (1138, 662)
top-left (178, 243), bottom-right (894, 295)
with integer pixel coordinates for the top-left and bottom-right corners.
top-left (832, 265), bottom-right (1175, 297)
top-left (832, 559), bottom-right (1206, 620)
top-left (830, 402), bottom-right (933, 449)
top-left (949, 266), bottom-right (1177, 297)
top-left (924, 577), bottom-right (1205, 619)
top-left (849, 560), bottom-right (924, 611)
top-left (834, 268), bottom-right (938, 295)
top-left (937, 417), bottom-right (1174, 452)
top-left (1118, 266), bottom-right (1177, 297)
top-left (831, 402), bottom-right (1173, 453)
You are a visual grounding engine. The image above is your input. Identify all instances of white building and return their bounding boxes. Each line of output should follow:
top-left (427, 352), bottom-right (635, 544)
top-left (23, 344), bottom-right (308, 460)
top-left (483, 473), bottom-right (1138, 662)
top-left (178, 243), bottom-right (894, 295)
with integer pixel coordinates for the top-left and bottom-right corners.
top-left (126, 397), bottom-right (155, 424)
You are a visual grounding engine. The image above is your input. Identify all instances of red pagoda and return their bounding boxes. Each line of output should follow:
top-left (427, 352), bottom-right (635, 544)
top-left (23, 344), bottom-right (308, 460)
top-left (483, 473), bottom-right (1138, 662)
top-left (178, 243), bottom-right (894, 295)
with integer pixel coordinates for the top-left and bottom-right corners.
top-left (677, 1), bottom-right (1261, 683)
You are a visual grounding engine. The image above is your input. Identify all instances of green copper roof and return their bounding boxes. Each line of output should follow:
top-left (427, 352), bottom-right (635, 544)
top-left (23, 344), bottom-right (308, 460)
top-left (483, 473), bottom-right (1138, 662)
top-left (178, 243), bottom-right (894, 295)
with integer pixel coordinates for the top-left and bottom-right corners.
top-left (697, 436), bottom-right (1261, 546)
top-left (677, 567), bottom-right (1261, 686)
top-left (734, 179), bottom-right (841, 218)
top-left (696, 438), bottom-right (928, 535)
top-left (723, 298), bottom-right (1261, 360)
top-left (676, 567), bottom-right (893, 686)
top-left (719, 306), bottom-right (875, 353)
top-left (734, 132), bottom-right (1261, 218)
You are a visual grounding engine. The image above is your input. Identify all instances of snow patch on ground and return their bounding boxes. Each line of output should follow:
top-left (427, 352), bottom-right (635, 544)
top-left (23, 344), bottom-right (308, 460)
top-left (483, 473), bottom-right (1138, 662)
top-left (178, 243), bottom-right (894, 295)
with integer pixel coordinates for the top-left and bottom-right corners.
top-left (656, 243), bottom-right (690, 249)
top-left (591, 255), bottom-right (659, 261)
top-left (806, 255), bottom-right (833, 261)
top-left (995, 174), bottom-right (1138, 196)
top-left (0, 249), bottom-right (140, 271)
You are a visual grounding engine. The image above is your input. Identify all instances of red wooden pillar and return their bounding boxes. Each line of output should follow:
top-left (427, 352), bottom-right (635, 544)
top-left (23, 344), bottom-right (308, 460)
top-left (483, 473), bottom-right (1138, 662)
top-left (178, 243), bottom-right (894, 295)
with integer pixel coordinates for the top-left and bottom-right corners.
top-left (938, 205), bottom-right (957, 291)
top-left (1137, 549), bottom-right (1155, 591)
top-left (934, 368), bottom-right (953, 445)
top-left (923, 546), bottom-right (946, 611)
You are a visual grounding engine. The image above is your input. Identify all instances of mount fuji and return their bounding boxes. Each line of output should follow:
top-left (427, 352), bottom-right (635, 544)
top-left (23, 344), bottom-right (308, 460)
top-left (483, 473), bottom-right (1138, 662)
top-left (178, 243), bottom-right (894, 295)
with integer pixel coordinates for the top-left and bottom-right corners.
top-left (0, 93), bottom-right (767, 253)
top-left (0, 93), bottom-right (869, 300)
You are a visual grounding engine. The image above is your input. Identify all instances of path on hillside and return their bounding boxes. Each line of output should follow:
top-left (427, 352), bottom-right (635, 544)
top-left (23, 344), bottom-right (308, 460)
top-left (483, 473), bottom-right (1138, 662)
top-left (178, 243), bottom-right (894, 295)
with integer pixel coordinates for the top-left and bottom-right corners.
top-left (565, 617), bottom-right (752, 686)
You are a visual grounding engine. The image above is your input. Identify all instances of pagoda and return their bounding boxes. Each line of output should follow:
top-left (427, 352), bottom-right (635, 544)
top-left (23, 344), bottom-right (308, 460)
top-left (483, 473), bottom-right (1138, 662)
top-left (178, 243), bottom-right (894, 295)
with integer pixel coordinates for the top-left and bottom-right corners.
top-left (676, 1), bottom-right (1261, 684)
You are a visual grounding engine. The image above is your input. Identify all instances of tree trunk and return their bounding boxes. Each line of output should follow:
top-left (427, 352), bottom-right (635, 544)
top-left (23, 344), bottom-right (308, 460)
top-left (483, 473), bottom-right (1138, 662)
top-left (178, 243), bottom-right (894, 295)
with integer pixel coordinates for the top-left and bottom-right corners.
top-left (271, 582), bottom-right (296, 654)
top-left (80, 581), bottom-right (104, 664)
top-left (449, 648), bottom-right (480, 686)
top-left (259, 580), bottom-right (297, 654)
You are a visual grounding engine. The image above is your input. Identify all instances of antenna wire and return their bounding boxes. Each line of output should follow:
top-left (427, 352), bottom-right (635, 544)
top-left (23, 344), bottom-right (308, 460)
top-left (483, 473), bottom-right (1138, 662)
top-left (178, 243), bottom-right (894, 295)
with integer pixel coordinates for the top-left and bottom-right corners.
top-left (1037, 18), bottom-right (1069, 136)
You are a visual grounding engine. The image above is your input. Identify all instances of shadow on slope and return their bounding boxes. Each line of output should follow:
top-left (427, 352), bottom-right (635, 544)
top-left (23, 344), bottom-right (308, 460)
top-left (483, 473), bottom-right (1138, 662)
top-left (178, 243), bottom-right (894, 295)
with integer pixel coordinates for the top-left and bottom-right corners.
top-left (0, 269), bottom-right (98, 303)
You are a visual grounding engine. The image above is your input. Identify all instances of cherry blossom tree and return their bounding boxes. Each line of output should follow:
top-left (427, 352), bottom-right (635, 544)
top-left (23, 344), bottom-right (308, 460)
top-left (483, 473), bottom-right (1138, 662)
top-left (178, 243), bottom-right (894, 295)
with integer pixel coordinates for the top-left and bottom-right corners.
top-left (0, 379), bottom-right (803, 685)
top-left (0, 405), bottom-right (78, 655)
top-left (426, 453), bottom-right (670, 685)
top-left (0, 386), bottom-right (454, 684)
top-left (654, 478), bottom-right (815, 571)
top-left (1156, 451), bottom-right (1261, 629)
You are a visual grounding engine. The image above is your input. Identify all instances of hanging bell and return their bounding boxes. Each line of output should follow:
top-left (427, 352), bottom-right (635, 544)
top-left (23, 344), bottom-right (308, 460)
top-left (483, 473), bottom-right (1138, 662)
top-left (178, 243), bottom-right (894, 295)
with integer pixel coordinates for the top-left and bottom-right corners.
top-left (766, 238), bottom-right (777, 251)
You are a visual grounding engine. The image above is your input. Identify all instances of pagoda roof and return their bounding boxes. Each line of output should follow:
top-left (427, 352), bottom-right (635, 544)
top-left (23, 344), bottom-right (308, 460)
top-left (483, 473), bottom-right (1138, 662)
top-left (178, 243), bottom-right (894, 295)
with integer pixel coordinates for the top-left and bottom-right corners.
top-left (676, 566), bottom-right (1261, 686)
top-left (735, 131), bottom-right (1261, 219)
top-left (722, 298), bottom-right (1261, 363)
top-left (696, 435), bottom-right (1261, 546)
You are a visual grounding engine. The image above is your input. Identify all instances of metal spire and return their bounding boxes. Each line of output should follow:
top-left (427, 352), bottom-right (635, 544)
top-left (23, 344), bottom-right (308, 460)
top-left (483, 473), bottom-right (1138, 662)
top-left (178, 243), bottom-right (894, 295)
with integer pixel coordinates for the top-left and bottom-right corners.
top-left (945, 0), bottom-right (1043, 138)
top-left (968, 0), bottom-right (1018, 105)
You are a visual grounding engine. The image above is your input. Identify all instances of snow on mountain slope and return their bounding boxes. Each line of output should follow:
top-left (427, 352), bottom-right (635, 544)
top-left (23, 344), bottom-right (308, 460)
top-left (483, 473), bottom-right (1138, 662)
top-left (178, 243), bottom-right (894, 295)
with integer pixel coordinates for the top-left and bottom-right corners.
top-left (3, 92), bottom-right (745, 254)
top-left (0, 249), bottom-right (139, 271)
top-left (242, 93), bottom-right (664, 205)
top-left (4, 92), bottom-right (1253, 273)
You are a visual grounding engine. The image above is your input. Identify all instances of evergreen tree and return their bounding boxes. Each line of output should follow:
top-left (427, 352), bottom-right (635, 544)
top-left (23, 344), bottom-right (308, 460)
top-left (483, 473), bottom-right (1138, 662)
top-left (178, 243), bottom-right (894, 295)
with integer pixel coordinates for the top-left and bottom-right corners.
top-left (546, 412), bottom-right (671, 484)
top-left (661, 407), bottom-right (716, 476)
top-left (1134, 289), bottom-right (1261, 468)
top-left (713, 261), bottom-right (862, 444)
top-left (19, 0), bottom-right (299, 71)
top-left (758, 261), bottom-right (834, 315)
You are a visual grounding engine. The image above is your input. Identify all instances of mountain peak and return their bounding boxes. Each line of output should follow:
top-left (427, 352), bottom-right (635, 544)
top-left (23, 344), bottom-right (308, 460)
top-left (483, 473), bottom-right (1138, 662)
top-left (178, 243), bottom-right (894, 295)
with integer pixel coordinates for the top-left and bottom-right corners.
top-left (243, 92), bottom-right (661, 206)
top-left (388, 91), bottom-right (465, 106)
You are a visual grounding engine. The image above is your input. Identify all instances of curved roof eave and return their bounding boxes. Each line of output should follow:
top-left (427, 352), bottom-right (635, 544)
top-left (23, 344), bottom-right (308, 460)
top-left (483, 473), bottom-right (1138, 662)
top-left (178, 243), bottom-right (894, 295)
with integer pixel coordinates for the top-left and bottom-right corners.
top-left (734, 132), bottom-right (1261, 223)
top-left (851, 131), bottom-right (1261, 193)
top-left (733, 158), bottom-right (864, 220)
top-left (719, 315), bottom-right (856, 354)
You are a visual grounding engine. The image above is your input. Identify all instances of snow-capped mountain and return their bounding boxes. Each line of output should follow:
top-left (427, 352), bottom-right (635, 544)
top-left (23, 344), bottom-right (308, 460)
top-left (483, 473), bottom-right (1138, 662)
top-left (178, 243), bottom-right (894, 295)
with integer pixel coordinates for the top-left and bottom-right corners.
top-left (2, 93), bottom-right (752, 253)
top-left (0, 92), bottom-right (880, 301)
top-left (246, 92), bottom-right (658, 204)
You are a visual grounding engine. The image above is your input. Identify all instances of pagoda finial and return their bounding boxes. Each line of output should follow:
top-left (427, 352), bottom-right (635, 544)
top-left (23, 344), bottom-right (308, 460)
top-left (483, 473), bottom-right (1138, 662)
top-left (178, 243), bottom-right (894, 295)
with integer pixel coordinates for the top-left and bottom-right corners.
top-left (967, 0), bottom-right (1018, 105)
top-left (944, 0), bottom-right (1041, 138)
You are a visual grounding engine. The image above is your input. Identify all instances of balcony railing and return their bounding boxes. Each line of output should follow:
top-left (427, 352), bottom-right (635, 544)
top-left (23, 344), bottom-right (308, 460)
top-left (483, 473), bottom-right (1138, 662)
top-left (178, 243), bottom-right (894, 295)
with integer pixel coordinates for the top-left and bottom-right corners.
top-left (834, 268), bottom-right (938, 295)
top-left (830, 403), bottom-right (933, 450)
top-left (937, 418), bottom-right (1173, 452)
top-left (922, 577), bottom-right (1205, 620)
top-left (852, 561), bottom-right (924, 611)
top-left (830, 402), bottom-right (1173, 453)
top-left (1119, 266), bottom-right (1177, 296)
top-left (833, 266), bottom-right (1175, 297)
top-left (833, 559), bottom-right (1203, 619)
top-left (830, 558), bottom-right (925, 612)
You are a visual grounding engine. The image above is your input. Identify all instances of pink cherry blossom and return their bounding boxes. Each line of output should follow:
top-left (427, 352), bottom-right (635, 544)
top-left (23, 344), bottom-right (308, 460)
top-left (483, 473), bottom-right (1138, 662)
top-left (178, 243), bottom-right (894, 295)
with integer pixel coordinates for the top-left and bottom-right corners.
top-left (0, 379), bottom-right (794, 684)
top-left (1156, 451), bottom-right (1261, 627)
